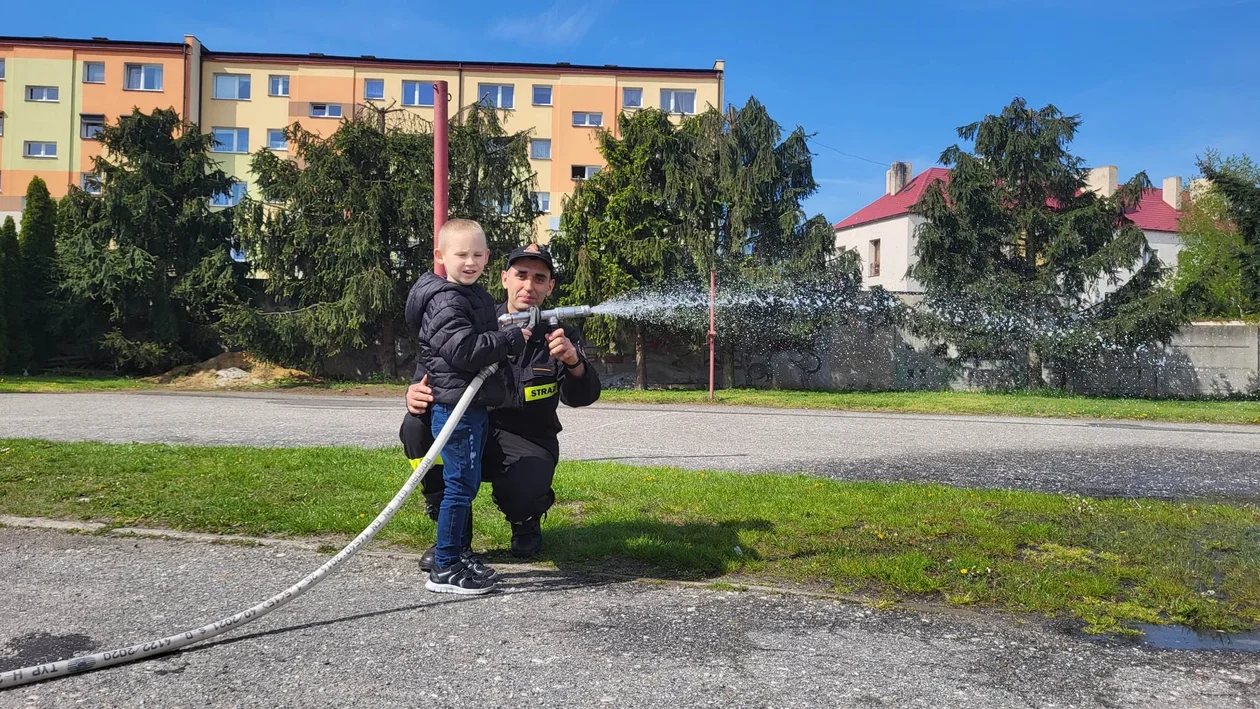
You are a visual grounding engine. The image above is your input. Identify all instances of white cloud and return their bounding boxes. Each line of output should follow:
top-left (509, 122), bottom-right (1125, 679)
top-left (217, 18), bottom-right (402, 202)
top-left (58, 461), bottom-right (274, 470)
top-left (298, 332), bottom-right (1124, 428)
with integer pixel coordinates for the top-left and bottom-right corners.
top-left (489, 3), bottom-right (598, 46)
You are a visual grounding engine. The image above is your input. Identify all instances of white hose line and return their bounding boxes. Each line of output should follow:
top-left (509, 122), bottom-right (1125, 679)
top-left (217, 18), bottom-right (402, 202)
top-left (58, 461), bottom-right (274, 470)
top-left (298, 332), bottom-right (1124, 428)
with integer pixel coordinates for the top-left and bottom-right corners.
top-left (0, 363), bottom-right (499, 690)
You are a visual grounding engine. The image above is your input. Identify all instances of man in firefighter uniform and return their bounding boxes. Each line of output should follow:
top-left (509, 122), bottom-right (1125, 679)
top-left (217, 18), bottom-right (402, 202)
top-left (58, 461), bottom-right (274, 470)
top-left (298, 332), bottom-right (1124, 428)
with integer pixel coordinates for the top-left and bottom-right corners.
top-left (400, 244), bottom-right (601, 568)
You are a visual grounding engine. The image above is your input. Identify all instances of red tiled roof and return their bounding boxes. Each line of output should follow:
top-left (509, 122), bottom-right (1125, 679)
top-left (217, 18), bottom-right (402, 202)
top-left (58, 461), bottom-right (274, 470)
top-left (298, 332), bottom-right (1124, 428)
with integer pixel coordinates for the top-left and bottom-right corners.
top-left (833, 168), bottom-right (950, 230)
top-left (834, 170), bottom-right (1183, 233)
top-left (1126, 188), bottom-right (1181, 232)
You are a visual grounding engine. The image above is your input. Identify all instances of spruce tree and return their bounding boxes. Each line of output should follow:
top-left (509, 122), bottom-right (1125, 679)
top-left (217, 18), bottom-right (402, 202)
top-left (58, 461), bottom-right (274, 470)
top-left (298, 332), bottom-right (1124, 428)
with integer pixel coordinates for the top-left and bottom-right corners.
top-left (57, 108), bottom-right (243, 372)
top-left (0, 216), bottom-right (22, 372)
top-left (19, 177), bottom-right (58, 369)
top-left (910, 98), bottom-right (1186, 388)
top-left (224, 102), bottom-right (537, 374)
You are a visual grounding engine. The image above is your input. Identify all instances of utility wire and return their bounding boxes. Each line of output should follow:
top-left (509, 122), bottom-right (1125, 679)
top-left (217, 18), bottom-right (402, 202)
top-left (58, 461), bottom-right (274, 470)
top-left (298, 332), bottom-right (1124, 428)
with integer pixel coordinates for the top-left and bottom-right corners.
top-left (807, 138), bottom-right (888, 167)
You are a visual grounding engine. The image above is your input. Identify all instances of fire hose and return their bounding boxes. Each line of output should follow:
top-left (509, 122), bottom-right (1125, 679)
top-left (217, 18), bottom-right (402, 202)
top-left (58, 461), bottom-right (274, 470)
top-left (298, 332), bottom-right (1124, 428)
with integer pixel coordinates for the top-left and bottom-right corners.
top-left (1, 363), bottom-right (502, 690)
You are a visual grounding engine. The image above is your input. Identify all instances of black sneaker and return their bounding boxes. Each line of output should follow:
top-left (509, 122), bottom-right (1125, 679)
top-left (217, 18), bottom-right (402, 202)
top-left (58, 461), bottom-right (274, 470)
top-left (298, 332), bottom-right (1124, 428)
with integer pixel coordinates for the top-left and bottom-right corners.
top-left (461, 550), bottom-right (498, 581)
top-left (510, 517), bottom-right (543, 558)
top-left (419, 545), bottom-right (437, 572)
top-left (425, 559), bottom-right (498, 595)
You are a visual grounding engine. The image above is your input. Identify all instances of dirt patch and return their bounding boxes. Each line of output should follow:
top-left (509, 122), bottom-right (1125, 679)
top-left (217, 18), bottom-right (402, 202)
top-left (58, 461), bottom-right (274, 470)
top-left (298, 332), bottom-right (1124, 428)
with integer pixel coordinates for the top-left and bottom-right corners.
top-left (148, 352), bottom-right (317, 390)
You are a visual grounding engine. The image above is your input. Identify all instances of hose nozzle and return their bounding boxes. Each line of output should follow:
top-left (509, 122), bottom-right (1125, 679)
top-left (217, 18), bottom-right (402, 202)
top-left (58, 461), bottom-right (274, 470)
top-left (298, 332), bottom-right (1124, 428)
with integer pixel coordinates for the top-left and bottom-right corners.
top-left (498, 305), bottom-right (594, 329)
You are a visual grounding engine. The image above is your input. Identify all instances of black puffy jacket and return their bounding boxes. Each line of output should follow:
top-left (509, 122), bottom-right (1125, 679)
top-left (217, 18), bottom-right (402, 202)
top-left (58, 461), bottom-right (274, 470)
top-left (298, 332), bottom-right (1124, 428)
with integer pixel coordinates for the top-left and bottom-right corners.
top-left (405, 272), bottom-right (525, 407)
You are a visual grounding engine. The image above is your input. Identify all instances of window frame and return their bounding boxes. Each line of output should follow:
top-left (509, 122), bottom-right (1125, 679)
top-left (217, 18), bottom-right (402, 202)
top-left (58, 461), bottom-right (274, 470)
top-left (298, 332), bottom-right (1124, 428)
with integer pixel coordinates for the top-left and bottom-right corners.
top-left (268, 75), bottom-right (290, 97)
top-left (0, 58), bottom-right (6, 81)
top-left (23, 141), bottom-right (58, 159)
top-left (309, 103), bottom-right (343, 119)
top-left (869, 239), bottom-right (881, 277)
top-left (477, 83), bottom-right (515, 110)
top-left (210, 181), bottom-right (247, 208)
top-left (363, 78), bottom-right (385, 101)
top-left (660, 88), bottom-right (697, 115)
top-left (81, 173), bottom-right (103, 195)
top-left (212, 73), bottom-right (252, 101)
top-left (266, 129), bottom-right (288, 151)
top-left (532, 84), bottom-right (553, 106)
top-left (571, 164), bottom-right (600, 180)
top-left (533, 191), bottom-right (551, 213)
top-left (210, 127), bottom-right (250, 154)
top-left (83, 62), bottom-right (106, 84)
top-left (401, 80), bottom-right (434, 107)
top-left (124, 63), bottom-right (164, 92)
top-left (80, 114), bottom-right (106, 140)
top-left (26, 86), bottom-right (60, 102)
top-left (572, 111), bottom-right (603, 128)
top-left (622, 87), bottom-right (643, 109)
top-left (530, 138), bottom-right (552, 160)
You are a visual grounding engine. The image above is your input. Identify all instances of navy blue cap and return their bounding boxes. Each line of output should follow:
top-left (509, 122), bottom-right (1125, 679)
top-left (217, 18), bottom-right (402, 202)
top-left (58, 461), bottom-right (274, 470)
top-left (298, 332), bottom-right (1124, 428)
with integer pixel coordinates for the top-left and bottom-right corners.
top-left (506, 244), bottom-right (555, 276)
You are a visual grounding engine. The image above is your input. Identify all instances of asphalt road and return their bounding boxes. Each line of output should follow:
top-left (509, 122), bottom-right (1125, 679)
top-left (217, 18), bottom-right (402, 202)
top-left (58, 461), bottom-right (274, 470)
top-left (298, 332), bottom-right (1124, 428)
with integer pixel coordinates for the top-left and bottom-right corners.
top-left (2, 527), bottom-right (1257, 708)
top-left (3, 391), bottom-right (1260, 499)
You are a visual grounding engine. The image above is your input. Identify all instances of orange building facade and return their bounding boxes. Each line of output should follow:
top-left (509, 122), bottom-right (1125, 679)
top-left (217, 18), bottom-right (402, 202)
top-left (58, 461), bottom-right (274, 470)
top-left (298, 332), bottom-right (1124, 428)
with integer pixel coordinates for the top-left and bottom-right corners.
top-left (1, 35), bottom-right (724, 240)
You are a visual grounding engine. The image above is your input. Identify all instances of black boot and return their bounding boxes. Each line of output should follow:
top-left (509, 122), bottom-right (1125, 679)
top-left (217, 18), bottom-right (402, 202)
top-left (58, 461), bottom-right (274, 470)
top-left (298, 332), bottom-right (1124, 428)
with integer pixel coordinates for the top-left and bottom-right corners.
top-left (510, 517), bottom-right (543, 559)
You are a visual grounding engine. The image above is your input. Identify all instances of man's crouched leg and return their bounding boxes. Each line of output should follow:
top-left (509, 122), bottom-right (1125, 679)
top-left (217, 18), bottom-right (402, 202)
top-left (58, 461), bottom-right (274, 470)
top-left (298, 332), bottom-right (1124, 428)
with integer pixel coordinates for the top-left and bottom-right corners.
top-left (487, 431), bottom-right (558, 559)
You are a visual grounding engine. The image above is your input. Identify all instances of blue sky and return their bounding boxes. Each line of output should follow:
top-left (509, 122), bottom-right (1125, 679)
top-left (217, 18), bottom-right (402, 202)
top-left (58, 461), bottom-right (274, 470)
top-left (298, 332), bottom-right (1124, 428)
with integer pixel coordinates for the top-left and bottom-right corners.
top-left (8, 0), bottom-right (1259, 223)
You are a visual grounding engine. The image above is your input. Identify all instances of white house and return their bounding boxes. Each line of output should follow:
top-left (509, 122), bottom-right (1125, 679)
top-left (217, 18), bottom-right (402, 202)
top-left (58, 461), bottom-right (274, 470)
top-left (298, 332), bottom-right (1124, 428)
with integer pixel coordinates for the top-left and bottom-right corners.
top-left (833, 162), bottom-right (1187, 294)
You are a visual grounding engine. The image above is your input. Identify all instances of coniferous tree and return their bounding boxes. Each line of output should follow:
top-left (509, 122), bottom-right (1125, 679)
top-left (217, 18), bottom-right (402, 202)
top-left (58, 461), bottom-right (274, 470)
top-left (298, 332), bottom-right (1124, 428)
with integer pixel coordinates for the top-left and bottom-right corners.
top-left (19, 177), bottom-right (58, 369)
top-left (910, 98), bottom-right (1186, 388)
top-left (1173, 152), bottom-right (1259, 318)
top-left (224, 102), bottom-right (537, 374)
top-left (57, 108), bottom-right (243, 372)
top-left (0, 216), bottom-right (22, 372)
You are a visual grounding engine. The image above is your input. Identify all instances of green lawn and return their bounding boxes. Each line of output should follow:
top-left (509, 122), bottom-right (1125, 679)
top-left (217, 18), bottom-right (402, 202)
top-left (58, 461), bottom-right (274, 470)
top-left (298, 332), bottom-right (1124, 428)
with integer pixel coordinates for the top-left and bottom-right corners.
top-left (2, 438), bottom-right (1257, 636)
top-left (598, 388), bottom-right (1260, 425)
top-left (0, 375), bottom-right (157, 393)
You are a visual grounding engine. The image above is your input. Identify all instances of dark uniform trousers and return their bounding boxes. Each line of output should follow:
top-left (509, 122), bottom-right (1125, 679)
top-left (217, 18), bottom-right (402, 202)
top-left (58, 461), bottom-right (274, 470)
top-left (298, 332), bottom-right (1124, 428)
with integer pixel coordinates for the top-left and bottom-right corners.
top-left (399, 412), bottom-right (556, 524)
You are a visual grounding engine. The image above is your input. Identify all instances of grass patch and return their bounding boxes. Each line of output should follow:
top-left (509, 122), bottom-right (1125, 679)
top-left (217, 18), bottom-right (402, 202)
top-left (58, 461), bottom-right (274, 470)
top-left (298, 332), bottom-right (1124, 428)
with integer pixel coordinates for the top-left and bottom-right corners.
top-left (598, 388), bottom-right (1260, 425)
top-left (2, 438), bottom-right (1258, 635)
top-left (0, 375), bottom-right (156, 393)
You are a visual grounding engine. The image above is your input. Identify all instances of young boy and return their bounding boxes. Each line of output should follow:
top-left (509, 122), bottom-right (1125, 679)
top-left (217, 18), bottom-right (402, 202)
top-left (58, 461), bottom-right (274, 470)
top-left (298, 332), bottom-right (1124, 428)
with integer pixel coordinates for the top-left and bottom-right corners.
top-left (404, 219), bottom-right (529, 594)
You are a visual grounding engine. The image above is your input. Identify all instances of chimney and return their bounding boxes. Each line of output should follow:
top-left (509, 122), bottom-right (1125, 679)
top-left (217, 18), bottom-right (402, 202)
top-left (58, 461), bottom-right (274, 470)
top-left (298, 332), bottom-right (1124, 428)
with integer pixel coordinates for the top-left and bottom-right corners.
top-left (1162, 176), bottom-right (1183, 210)
top-left (1086, 166), bottom-right (1117, 198)
top-left (886, 161), bottom-right (912, 196)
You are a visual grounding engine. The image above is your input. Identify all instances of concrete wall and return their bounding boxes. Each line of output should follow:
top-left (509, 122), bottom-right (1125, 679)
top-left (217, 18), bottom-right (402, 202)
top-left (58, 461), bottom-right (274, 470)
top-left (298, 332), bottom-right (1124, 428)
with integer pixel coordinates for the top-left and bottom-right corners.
top-left (589, 322), bottom-right (1260, 399)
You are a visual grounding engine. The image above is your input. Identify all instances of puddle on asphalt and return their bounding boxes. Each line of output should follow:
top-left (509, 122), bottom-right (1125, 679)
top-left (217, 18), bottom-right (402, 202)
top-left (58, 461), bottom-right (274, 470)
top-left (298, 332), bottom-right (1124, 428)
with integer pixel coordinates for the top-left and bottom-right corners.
top-left (1139, 624), bottom-right (1260, 652)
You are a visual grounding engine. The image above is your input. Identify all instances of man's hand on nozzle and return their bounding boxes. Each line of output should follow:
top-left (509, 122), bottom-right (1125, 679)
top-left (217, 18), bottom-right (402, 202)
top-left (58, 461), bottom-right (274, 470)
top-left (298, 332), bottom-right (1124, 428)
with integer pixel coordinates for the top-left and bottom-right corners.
top-left (546, 328), bottom-right (580, 367)
top-left (406, 374), bottom-right (435, 415)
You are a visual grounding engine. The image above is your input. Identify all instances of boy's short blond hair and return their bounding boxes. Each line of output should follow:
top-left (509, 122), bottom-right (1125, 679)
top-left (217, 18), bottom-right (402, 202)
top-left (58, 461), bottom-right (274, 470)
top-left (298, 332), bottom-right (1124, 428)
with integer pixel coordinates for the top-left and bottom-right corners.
top-left (437, 219), bottom-right (487, 250)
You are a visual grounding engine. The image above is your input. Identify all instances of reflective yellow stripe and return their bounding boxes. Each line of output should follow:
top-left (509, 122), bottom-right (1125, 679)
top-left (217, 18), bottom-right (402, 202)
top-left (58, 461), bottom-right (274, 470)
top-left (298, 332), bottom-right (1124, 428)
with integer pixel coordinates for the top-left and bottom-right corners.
top-left (409, 454), bottom-right (442, 470)
top-left (524, 382), bottom-right (559, 402)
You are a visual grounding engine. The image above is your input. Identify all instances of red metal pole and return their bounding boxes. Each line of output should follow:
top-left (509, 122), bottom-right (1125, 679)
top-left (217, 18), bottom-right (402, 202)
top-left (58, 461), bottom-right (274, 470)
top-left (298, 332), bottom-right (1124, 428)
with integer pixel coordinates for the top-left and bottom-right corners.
top-left (433, 80), bottom-right (449, 277)
top-left (708, 269), bottom-right (716, 401)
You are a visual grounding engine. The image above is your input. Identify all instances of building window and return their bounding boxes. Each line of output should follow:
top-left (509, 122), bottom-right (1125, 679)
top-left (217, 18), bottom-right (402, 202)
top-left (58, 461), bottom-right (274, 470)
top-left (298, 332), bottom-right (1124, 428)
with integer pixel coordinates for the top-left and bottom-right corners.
top-left (24, 141), bottom-right (58, 159)
top-left (533, 192), bottom-right (550, 213)
top-left (661, 89), bottom-right (696, 114)
top-left (571, 165), bottom-right (600, 180)
top-left (622, 87), bottom-right (642, 108)
top-left (125, 64), bottom-right (163, 91)
top-left (269, 75), bottom-right (290, 97)
top-left (211, 181), bottom-right (247, 207)
top-left (211, 127), bottom-right (249, 154)
top-left (0, 113), bottom-right (5, 137)
top-left (869, 239), bottom-right (881, 277)
top-left (309, 103), bottom-right (343, 118)
top-left (530, 139), bottom-right (551, 160)
top-left (267, 129), bottom-right (288, 151)
top-left (572, 111), bottom-right (603, 127)
top-left (81, 173), bottom-right (102, 195)
top-left (213, 73), bottom-right (251, 100)
top-left (83, 62), bottom-right (106, 84)
top-left (0, 59), bottom-right (5, 80)
top-left (402, 81), bottom-right (434, 106)
top-left (532, 85), bottom-right (552, 106)
top-left (364, 79), bottom-right (385, 101)
top-left (26, 86), bottom-right (60, 102)
top-left (477, 83), bottom-right (514, 109)
top-left (81, 114), bottom-right (106, 140)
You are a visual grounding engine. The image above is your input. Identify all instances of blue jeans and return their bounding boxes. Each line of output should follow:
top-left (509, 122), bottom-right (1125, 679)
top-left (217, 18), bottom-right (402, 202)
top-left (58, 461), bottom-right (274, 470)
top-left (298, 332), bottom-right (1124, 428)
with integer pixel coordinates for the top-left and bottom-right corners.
top-left (431, 404), bottom-right (489, 569)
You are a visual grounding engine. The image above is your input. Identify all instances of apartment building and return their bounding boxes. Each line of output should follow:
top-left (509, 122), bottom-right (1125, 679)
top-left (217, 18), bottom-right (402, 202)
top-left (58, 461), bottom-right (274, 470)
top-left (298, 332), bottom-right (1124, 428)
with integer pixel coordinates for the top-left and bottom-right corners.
top-left (0, 34), bottom-right (724, 240)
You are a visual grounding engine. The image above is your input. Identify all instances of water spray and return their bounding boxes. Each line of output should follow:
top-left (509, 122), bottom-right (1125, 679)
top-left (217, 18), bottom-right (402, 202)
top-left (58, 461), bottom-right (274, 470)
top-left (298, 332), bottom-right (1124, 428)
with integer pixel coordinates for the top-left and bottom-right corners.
top-left (0, 364), bottom-right (501, 690)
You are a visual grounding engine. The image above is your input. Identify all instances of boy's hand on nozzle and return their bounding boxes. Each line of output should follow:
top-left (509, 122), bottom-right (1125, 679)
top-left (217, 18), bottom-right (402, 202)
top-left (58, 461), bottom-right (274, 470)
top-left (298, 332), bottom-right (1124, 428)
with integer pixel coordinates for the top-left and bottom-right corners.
top-left (520, 327), bottom-right (532, 341)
